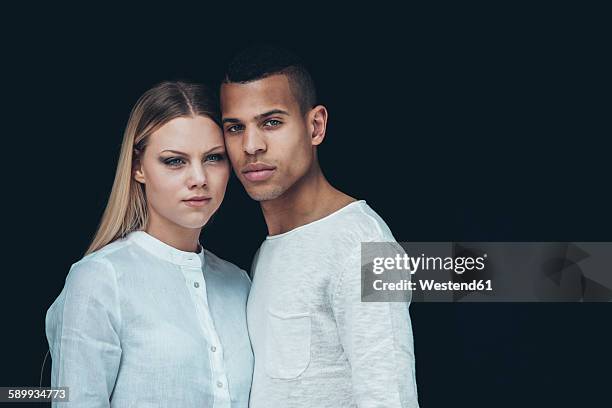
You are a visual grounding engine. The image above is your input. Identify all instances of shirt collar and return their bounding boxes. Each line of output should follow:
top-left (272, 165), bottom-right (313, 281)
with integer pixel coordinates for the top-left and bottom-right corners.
top-left (128, 231), bottom-right (204, 268)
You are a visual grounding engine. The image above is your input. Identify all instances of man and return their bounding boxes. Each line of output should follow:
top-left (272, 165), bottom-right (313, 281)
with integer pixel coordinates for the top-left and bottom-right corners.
top-left (220, 45), bottom-right (419, 408)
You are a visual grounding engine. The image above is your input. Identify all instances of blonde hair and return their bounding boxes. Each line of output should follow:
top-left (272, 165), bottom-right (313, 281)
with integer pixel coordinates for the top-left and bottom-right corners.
top-left (86, 81), bottom-right (219, 254)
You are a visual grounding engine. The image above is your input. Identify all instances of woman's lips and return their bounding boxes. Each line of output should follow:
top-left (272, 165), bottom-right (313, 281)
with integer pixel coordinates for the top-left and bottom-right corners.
top-left (183, 198), bottom-right (211, 208)
top-left (243, 169), bottom-right (275, 182)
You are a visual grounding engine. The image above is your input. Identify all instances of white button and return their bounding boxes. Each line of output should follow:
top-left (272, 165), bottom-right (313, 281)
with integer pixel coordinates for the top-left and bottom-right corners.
top-left (217, 381), bottom-right (223, 388)
top-left (211, 346), bottom-right (216, 352)
top-left (194, 282), bottom-right (200, 288)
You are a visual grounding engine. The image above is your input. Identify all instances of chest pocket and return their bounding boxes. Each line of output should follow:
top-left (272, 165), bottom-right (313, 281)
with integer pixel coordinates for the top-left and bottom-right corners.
top-left (265, 309), bottom-right (311, 380)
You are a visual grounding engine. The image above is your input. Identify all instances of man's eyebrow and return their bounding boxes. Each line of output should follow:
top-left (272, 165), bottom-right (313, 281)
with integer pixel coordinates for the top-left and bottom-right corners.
top-left (255, 109), bottom-right (289, 121)
top-left (222, 109), bottom-right (290, 125)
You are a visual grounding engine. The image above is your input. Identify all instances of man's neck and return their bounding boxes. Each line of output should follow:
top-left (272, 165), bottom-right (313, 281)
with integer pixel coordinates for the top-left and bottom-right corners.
top-left (260, 166), bottom-right (356, 236)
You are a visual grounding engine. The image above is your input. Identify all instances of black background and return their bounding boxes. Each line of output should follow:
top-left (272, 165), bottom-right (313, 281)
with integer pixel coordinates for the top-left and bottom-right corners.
top-left (2, 4), bottom-right (610, 407)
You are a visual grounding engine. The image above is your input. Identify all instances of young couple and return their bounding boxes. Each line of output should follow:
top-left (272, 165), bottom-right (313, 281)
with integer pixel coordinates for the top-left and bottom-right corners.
top-left (46, 45), bottom-right (419, 407)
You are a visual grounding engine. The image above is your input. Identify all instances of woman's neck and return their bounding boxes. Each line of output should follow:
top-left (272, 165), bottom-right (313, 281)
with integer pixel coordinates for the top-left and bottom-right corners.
top-left (145, 219), bottom-right (201, 253)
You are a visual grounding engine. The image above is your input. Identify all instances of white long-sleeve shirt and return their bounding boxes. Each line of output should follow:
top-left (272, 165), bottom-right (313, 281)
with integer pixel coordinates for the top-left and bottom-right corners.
top-left (247, 200), bottom-right (419, 407)
top-left (45, 231), bottom-right (253, 407)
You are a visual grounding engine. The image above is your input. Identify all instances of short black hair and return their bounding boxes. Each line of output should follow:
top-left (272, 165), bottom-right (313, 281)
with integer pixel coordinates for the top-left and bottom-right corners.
top-left (223, 44), bottom-right (317, 114)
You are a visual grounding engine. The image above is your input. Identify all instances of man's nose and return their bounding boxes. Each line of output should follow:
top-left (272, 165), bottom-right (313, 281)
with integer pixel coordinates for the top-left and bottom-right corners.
top-left (243, 127), bottom-right (267, 155)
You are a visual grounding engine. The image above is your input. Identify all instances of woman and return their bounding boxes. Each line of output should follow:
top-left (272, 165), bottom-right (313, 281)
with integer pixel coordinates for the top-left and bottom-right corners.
top-left (45, 81), bottom-right (253, 407)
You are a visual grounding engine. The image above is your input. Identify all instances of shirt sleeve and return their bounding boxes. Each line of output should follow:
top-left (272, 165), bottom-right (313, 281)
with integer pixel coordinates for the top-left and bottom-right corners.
top-left (45, 258), bottom-right (122, 407)
top-left (331, 243), bottom-right (419, 408)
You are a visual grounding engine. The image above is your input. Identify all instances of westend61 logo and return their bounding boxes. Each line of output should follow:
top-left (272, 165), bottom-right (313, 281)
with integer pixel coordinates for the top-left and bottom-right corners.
top-left (372, 253), bottom-right (488, 275)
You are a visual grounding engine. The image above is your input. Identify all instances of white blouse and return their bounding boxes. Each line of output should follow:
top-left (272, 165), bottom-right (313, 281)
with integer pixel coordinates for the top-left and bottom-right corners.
top-left (46, 231), bottom-right (253, 407)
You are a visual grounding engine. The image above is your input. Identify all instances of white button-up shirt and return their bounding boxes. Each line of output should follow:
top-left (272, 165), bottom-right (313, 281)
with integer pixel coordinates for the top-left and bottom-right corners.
top-left (46, 231), bottom-right (253, 407)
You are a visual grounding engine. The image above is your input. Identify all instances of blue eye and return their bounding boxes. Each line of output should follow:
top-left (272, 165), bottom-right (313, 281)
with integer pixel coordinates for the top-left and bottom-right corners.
top-left (264, 119), bottom-right (282, 127)
top-left (163, 157), bottom-right (185, 167)
top-left (206, 153), bottom-right (225, 162)
top-left (226, 124), bottom-right (244, 133)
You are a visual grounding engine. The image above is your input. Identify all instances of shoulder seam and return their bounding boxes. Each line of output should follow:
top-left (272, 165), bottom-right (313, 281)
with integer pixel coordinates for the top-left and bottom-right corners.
top-left (331, 236), bottom-right (380, 305)
top-left (82, 240), bottom-right (134, 264)
top-left (92, 257), bottom-right (123, 338)
top-left (356, 204), bottom-right (387, 241)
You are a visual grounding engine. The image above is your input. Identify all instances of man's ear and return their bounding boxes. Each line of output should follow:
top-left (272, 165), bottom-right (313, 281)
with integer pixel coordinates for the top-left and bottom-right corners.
top-left (133, 152), bottom-right (146, 184)
top-left (308, 105), bottom-right (328, 146)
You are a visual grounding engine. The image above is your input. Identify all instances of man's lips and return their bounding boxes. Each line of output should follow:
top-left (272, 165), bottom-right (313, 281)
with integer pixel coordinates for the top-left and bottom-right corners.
top-left (182, 196), bottom-right (211, 208)
top-left (241, 163), bottom-right (276, 182)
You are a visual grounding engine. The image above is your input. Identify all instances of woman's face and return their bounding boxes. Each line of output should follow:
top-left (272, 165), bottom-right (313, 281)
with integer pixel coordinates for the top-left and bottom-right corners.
top-left (134, 115), bottom-right (229, 234)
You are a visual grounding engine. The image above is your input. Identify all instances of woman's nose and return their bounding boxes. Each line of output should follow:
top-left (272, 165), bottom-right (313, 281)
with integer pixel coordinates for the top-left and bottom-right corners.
top-left (187, 164), bottom-right (207, 188)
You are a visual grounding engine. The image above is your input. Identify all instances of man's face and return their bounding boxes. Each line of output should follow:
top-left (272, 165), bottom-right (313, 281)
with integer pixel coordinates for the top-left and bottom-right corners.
top-left (220, 74), bottom-right (315, 202)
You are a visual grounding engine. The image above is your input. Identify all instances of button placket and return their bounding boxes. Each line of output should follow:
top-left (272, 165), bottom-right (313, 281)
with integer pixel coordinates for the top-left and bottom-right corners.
top-left (182, 260), bottom-right (230, 405)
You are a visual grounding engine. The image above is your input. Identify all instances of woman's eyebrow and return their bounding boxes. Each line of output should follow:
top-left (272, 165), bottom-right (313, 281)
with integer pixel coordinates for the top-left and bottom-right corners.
top-left (203, 145), bottom-right (225, 155)
top-left (160, 145), bottom-right (225, 156)
top-left (160, 149), bottom-right (187, 155)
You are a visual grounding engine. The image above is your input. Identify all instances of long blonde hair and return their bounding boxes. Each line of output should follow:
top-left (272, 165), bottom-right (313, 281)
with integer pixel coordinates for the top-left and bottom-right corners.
top-left (86, 81), bottom-right (220, 254)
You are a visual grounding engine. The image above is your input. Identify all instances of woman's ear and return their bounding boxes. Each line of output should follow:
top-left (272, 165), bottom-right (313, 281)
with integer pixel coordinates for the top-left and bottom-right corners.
top-left (133, 150), bottom-right (146, 184)
top-left (309, 105), bottom-right (328, 146)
